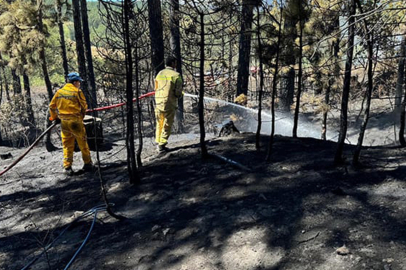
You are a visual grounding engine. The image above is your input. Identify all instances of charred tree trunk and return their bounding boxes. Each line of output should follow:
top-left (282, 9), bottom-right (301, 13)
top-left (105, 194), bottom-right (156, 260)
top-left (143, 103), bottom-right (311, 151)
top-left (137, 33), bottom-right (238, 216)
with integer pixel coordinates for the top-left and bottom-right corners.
top-left (353, 0), bottom-right (375, 164)
top-left (11, 69), bottom-right (21, 95)
top-left (0, 58), bottom-right (2, 142)
top-left (0, 72), bottom-right (3, 105)
top-left (280, 67), bottom-right (295, 111)
top-left (23, 73), bottom-right (35, 127)
top-left (266, 9), bottom-right (283, 161)
top-left (147, 0), bottom-right (165, 76)
top-left (72, 0), bottom-right (89, 100)
top-left (395, 35), bottom-right (406, 110)
top-left (236, 0), bottom-right (255, 97)
top-left (255, 5), bottom-right (264, 150)
top-left (0, 54), bottom-right (10, 101)
top-left (37, 0), bottom-right (54, 102)
top-left (321, 79), bottom-right (332, 140)
top-left (124, 0), bottom-right (140, 184)
top-left (0, 61), bottom-right (2, 142)
top-left (399, 85), bottom-right (406, 146)
top-left (397, 35), bottom-right (406, 145)
top-left (293, 6), bottom-right (304, 138)
top-left (321, 17), bottom-right (340, 140)
top-left (199, 13), bottom-right (208, 158)
top-left (55, 0), bottom-right (69, 77)
top-left (135, 45), bottom-right (143, 168)
top-left (170, 0), bottom-right (184, 132)
top-left (279, 13), bottom-right (296, 112)
top-left (398, 37), bottom-right (406, 146)
top-left (228, 33), bottom-right (234, 98)
top-left (38, 0), bottom-right (56, 151)
top-left (334, 0), bottom-right (356, 164)
top-left (80, 0), bottom-right (97, 112)
top-left (353, 35), bottom-right (374, 164)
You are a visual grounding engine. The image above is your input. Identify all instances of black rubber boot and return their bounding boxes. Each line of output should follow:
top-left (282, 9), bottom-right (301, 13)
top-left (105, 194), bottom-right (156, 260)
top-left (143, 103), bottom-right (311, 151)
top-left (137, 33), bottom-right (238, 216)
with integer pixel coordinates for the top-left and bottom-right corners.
top-left (64, 167), bottom-right (74, 176)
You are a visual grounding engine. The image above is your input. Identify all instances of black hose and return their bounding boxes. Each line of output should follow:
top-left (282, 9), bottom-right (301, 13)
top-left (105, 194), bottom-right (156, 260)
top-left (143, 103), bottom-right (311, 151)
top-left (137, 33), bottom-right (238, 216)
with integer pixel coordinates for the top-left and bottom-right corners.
top-left (63, 210), bottom-right (99, 270)
top-left (20, 205), bottom-right (107, 270)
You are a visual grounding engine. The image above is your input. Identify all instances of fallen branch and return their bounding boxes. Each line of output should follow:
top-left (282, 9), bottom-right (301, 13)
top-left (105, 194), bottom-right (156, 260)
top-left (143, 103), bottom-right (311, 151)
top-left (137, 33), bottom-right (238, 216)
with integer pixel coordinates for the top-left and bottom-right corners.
top-left (296, 231), bottom-right (320, 244)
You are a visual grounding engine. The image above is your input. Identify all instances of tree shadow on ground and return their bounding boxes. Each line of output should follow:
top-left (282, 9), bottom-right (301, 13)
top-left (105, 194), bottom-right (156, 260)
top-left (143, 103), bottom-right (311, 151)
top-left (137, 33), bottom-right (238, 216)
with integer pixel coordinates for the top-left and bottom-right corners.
top-left (2, 134), bottom-right (406, 269)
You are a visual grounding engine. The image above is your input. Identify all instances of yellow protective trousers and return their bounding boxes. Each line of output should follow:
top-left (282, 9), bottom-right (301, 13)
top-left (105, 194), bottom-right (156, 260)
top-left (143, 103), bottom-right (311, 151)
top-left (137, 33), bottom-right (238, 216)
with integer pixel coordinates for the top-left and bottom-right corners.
top-left (155, 109), bottom-right (175, 146)
top-left (60, 117), bottom-right (92, 168)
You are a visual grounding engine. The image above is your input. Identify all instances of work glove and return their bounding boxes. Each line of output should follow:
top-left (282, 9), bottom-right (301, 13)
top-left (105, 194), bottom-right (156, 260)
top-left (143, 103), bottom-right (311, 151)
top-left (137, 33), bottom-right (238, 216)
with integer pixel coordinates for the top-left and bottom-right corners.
top-left (53, 118), bottom-right (61, 125)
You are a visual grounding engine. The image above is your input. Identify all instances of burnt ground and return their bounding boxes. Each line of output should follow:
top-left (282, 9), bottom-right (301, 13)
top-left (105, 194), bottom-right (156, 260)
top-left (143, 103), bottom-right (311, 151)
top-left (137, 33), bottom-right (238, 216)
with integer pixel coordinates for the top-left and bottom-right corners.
top-left (1, 130), bottom-right (406, 270)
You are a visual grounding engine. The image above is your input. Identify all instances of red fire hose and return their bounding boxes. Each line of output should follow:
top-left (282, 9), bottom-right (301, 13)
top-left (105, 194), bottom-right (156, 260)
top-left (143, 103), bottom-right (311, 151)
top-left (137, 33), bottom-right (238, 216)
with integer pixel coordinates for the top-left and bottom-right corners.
top-left (0, 92), bottom-right (156, 177)
top-left (86, 92), bottom-right (155, 113)
top-left (0, 122), bottom-right (57, 177)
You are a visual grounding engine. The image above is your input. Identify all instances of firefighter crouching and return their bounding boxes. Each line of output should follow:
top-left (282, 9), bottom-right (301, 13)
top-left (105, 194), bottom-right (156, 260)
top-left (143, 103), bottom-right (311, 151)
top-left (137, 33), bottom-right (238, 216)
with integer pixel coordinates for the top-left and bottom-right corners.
top-left (49, 72), bottom-right (94, 176)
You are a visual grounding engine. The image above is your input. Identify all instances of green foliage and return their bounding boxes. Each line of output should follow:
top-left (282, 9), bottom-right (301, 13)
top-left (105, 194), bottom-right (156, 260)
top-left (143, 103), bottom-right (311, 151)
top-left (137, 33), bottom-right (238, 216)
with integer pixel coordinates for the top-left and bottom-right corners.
top-left (0, 0), bottom-right (46, 75)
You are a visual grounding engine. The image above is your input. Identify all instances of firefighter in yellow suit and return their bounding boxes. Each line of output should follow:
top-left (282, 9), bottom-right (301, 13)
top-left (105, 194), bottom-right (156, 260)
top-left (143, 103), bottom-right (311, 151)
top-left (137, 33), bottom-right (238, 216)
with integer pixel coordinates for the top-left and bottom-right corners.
top-left (49, 72), bottom-right (93, 176)
top-left (155, 56), bottom-right (183, 152)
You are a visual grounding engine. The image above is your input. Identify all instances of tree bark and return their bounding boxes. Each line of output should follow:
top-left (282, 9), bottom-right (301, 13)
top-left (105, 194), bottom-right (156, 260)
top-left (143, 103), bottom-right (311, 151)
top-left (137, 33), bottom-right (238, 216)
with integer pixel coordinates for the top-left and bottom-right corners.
top-left (293, 4), bottom-right (304, 138)
top-left (266, 8), bottom-right (283, 161)
top-left (23, 73), bottom-right (35, 127)
top-left (0, 54), bottom-right (10, 101)
top-left (255, 5), bottom-right (264, 150)
top-left (395, 35), bottom-right (406, 110)
top-left (0, 71), bottom-right (3, 105)
top-left (80, 0), bottom-right (97, 112)
top-left (135, 45), bottom-right (143, 168)
top-left (280, 67), bottom-right (295, 111)
top-left (334, 0), bottom-right (356, 164)
top-left (397, 35), bottom-right (406, 146)
top-left (170, 0), bottom-right (184, 132)
top-left (199, 13), bottom-right (208, 158)
top-left (353, 0), bottom-right (375, 164)
top-left (72, 0), bottom-right (89, 101)
top-left (279, 9), bottom-right (296, 111)
top-left (321, 17), bottom-right (340, 140)
top-left (124, 0), bottom-right (140, 184)
top-left (11, 69), bottom-right (21, 95)
top-left (147, 0), bottom-right (165, 76)
top-left (55, 0), bottom-right (69, 78)
top-left (398, 36), bottom-right (406, 146)
top-left (236, 0), bottom-right (255, 97)
top-left (37, 0), bottom-right (56, 151)
top-left (399, 82), bottom-right (406, 146)
top-left (0, 62), bottom-right (2, 143)
top-left (321, 79), bottom-right (331, 140)
top-left (353, 35), bottom-right (374, 164)
top-left (228, 32), bottom-right (234, 99)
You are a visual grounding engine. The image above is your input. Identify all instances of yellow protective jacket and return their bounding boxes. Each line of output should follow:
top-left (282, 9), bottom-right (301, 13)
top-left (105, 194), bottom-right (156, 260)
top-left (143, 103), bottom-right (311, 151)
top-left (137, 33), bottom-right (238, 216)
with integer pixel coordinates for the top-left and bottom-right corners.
top-left (155, 66), bottom-right (183, 111)
top-left (49, 83), bottom-right (88, 120)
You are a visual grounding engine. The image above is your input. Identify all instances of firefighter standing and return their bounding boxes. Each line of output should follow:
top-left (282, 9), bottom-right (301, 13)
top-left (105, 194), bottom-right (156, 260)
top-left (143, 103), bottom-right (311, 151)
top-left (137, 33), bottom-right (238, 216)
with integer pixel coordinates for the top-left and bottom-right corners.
top-left (155, 56), bottom-right (183, 152)
top-left (49, 72), bottom-right (93, 176)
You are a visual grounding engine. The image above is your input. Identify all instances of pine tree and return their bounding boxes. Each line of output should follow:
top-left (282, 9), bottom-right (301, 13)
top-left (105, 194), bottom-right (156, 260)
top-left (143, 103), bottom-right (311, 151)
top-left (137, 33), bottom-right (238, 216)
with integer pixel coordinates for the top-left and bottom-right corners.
top-left (292, 0), bottom-right (311, 138)
top-left (353, 0), bottom-right (376, 165)
top-left (0, 0), bottom-right (41, 128)
top-left (236, 0), bottom-right (257, 97)
top-left (148, 0), bottom-right (165, 76)
top-left (335, 0), bottom-right (356, 164)
top-left (279, 0), bottom-right (298, 111)
top-left (80, 0), bottom-right (97, 111)
top-left (71, 0), bottom-right (88, 99)
top-left (55, 0), bottom-right (70, 77)
top-left (169, 0), bottom-right (184, 132)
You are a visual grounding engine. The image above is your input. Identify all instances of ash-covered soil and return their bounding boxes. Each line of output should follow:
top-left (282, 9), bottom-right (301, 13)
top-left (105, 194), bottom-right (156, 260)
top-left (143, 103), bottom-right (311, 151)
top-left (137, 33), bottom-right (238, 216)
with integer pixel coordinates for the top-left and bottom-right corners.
top-left (1, 130), bottom-right (406, 270)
